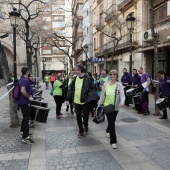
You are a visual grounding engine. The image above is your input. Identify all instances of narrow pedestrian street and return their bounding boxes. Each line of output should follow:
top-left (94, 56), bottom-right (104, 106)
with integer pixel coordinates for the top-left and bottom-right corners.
top-left (1, 85), bottom-right (170, 170)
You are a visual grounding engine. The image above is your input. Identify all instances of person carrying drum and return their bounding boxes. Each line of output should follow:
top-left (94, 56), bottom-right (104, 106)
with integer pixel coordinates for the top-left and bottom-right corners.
top-left (121, 68), bottom-right (132, 107)
top-left (157, 70), bottom-right (170, 119)
top-left (132, 69), bottom-right (141, 112)
top-left (138, 67), bottom-right (151, 115)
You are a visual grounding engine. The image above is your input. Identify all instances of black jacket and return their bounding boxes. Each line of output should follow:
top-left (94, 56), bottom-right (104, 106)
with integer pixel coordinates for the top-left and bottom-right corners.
top-left (66, 74), bottom-right (95, 103)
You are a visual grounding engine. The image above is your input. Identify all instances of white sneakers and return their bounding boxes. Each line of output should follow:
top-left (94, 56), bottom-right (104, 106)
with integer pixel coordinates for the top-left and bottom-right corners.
top-left (107, 133), bottom-right (117, 149)
top-left (106, 133), bottom-right (110, 138)
top-left (111, 144), bottom-right (117, 149)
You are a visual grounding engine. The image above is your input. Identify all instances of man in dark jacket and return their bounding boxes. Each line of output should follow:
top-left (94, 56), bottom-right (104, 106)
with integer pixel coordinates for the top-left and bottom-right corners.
top-left (132, 69), bottom-right (141, 112)
top-left (66, 64), bottom-right (95, 138)
top-left (121, 68), bottom-right (132, 107)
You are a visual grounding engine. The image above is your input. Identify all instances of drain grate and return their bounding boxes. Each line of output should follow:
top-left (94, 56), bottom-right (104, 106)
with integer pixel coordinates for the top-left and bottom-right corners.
top-left (121, 118), bottom-right (139, 123)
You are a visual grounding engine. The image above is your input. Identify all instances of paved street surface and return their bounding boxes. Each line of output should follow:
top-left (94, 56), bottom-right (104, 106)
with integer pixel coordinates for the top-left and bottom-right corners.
top-left (0, 83), bottom-right (170, 170)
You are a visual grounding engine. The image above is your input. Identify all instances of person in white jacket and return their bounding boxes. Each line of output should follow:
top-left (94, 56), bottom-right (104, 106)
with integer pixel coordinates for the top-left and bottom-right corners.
top-left (98, 69), bottom-right (125, 149)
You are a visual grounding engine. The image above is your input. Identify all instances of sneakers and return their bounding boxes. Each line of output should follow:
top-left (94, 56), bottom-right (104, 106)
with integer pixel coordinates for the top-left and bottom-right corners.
top-left (20, 132), bottom-right (32, 138)
top-left (56, 115), bottom-right (60, 119)
top-left (111, 143), bottom-right (117, 149)
top-left (22, 136), bottom-right (34, 144)
top-left (71, 110), bottom-right (74, 114)
top-left (84, 126), bottom-right (88, 133)
top-left (78, 132), bottom-right (84, 138)
top-left (106, 133), bottom-right (110, 138)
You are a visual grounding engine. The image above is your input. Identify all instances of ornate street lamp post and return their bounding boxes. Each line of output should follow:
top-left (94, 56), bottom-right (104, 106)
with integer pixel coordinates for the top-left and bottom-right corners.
top-left (9, 8), bottom-right (20, 83)
top-left (83, 45), bottom-right (88, 72)
top-left (126, 14), bottom-right (135, 75)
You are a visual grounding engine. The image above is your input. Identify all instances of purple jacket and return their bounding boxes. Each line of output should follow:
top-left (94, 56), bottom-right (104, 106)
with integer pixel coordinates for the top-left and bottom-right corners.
top-left (132, 73), bottom-right (141, 87)
top-left (159, 76), bottom-right (170, 96)
top-left (121, 72), bottom-right (132, 85)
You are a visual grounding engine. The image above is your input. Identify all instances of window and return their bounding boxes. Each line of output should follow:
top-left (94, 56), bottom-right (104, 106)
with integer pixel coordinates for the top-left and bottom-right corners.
top-left (154, 3), bottom-right (168, 23)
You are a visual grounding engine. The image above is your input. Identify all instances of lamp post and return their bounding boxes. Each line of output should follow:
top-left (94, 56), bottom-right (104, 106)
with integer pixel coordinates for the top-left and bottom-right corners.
top-left (9, 8), bottom-right (20, 83)
top-left (83, 45), bottom-right (88, 72)
top-left (126, 14), bottom-right (135, 75)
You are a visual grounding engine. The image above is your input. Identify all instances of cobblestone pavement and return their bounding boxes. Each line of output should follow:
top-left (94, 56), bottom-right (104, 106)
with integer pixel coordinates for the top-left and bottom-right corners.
top-left (1, 84), bottom-right (170, 170)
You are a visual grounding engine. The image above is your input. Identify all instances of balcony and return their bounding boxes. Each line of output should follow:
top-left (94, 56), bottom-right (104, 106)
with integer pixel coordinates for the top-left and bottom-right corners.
top-left (105, 4), bottom-right (117, 22)
top-left (94, 46), bottom-right (104, 57)
top-left (117, 33), bottom-right (138, 49)
top-left (118, 0), bottom-right (133, 11)
top-left (103, 40), bottom-right (115, 54)
top-left (95, 18), bottom-right (105, 31)
top-left (77, 27), bottom-right (83, 36)
top-left (77, 10), bottom-right (83, 18)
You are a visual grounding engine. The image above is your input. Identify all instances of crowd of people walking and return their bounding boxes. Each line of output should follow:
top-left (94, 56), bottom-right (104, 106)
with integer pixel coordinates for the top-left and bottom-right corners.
top-left (16, 64), bottom-right (170, 149)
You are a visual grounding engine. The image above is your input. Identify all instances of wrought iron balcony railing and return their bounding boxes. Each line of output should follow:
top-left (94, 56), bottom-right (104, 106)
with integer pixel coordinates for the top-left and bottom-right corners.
top-left (105, 4), bottom-right (117, 22)
top-left (118, 0), bottom-right (133, 11)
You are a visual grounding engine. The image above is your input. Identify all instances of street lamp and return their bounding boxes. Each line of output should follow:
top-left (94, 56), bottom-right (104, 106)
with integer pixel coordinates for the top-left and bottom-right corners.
top-left (126, 14), bottom-right (135, 75)
top-left (9, 8), bottom-right (20, 83)
top-left (83, 45), bottom-right (88, 71)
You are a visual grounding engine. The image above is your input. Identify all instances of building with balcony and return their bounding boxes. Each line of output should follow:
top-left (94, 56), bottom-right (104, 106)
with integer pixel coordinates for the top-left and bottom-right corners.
top-left (40, 0), bottom-right (72, 76)
top-left (93, 0), bottom-right (145, 77)
top-left (140, 0), bottom-right (170, 78)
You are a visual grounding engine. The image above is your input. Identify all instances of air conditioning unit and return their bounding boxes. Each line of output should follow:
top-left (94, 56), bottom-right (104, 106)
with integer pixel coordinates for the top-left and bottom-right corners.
top-left (143, 29), bottom-right (158, 41)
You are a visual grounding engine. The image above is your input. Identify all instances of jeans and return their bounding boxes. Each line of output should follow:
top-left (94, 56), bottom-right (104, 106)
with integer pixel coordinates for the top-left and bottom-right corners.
top-left (19, 104), bottom-right (31, 138)
top-left (75, 103), bottom-right (90, 132)
top-left (54, 95), bottom-right (63, 115)
top-left (106, 111), bottom-right (118, 144)
top-left (51, 81), bottom-right (54, 87)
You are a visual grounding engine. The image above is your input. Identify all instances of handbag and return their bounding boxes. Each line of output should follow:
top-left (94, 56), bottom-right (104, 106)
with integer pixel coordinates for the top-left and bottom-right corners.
top-left (50, 87), bottom-right (54, 96)
top-left (103, 85), bottom-right (117, 115)
top-left (103, 104), bottom-right (115, 115)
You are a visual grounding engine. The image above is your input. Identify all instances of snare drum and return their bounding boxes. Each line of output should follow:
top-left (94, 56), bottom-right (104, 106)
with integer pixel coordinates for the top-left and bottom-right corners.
top-left (156, 98), bottom-right (169, 110)
top-left (133, 94), bottom-right (141, 104)
top-left (126, 88), bottom-right (135, 96)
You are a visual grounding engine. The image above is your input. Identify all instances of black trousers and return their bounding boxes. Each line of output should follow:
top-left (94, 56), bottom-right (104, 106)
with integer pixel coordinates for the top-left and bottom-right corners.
top-left (54, 95), bottom-right (63, 116)
top-left (75, 103), bottom-right (90, 132)
top-left (67, 98), bottom-right (73, 111)
top-left (106, 111), bottom-right (118, 144)
top-left (19, 104), bottom-right (31, 138)
top-left (51, 81), bottom-right (54, 87)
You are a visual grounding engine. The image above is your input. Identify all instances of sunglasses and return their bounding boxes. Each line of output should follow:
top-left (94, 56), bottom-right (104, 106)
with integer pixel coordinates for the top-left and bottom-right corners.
top-left (109, 73), bottom-right (117, 76)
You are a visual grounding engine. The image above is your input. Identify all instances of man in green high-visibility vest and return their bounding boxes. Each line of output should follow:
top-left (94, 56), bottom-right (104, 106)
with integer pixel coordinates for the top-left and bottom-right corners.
top-left (44, 74), bottom-right (49, 89)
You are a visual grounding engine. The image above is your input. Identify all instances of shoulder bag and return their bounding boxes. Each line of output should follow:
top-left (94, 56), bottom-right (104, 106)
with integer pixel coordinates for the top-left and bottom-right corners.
top-left (103, 85), bottom-right (117, 115)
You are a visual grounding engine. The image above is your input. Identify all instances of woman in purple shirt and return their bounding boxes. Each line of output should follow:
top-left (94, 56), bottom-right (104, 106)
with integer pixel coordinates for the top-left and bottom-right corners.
top-left (157, 70), bottom-right (170, 119)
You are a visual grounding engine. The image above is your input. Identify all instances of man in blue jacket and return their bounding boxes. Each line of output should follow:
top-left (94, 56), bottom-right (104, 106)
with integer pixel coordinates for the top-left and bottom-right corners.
top-left (121, 68), bottom-right (132, 107)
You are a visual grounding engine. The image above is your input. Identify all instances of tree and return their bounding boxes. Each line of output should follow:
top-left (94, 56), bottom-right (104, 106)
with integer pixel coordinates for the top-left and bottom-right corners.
top-left (149, 0), bottom-right (159, 114)
top-left (0, 42), bottom-right (19, 127)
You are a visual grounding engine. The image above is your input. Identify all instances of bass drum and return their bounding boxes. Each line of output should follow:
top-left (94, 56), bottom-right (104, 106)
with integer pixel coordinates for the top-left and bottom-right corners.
top-left (31, 101), bottom-right (49, 123)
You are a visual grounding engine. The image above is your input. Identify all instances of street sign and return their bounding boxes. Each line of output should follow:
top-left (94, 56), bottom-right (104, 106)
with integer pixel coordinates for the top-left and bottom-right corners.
top-left (87, 57), bottom-right (104, 63)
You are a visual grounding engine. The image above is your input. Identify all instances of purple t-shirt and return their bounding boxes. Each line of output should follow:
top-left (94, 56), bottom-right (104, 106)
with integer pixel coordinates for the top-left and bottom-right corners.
top-left (159, 77), bottom-right (170, 96)
top-left (141, 73), bottom-right (151, 90)
top-left (18, 76), bottom-right (32, 105)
